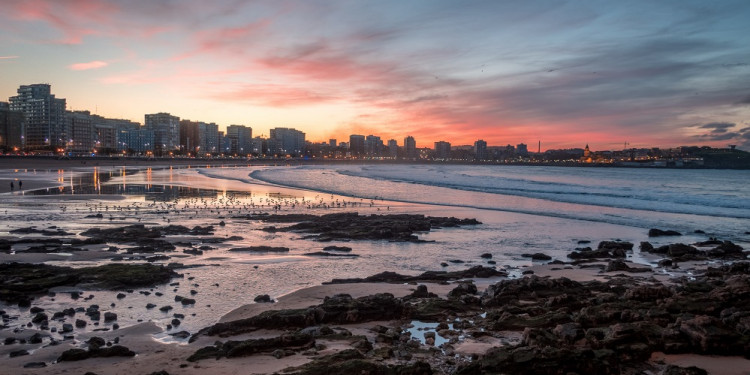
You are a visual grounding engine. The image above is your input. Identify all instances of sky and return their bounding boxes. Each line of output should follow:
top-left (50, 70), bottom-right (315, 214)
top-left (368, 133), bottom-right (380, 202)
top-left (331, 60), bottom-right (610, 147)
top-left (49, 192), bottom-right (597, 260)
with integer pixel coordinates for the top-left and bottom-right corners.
top-left (1, 0), bottom-right (749, 150)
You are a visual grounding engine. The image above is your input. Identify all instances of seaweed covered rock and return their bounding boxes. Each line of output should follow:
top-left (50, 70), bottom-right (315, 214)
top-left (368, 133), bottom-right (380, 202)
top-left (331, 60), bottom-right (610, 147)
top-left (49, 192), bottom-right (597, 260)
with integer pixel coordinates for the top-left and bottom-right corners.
top-left (283, 349), bottom-right (433, 375)
top-left (247, 212), bottom-right (479, 242)
top-left (194, 293), bottom-right (406, 340)
top-left (188, 333), bottom-right (314, 361)
top-left (57, 345), bottom-right (135, 362)
top-left (0, 263), bottom-right (177, 303)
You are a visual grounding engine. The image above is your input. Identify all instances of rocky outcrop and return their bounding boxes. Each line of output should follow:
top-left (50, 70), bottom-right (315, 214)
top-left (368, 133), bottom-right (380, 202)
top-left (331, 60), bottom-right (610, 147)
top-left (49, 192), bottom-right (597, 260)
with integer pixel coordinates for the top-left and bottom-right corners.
top-left (188, 333), bottom-right (314, 361)
top-left (0, 263), bottom-right (177, 303)
top-left (648, 228), bottom-right (682, 237)
top-left (246, 212), bottom-right (480, 242)
top-left (325, 266), bottom-right (505, 284)
top-left (193, 293), bottom-right (407, 341)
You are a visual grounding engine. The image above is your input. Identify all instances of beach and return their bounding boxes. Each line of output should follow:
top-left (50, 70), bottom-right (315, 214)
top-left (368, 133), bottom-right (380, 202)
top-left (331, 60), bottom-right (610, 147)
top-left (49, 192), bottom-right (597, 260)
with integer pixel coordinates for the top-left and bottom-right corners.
top-left (1, 160), bottom-right (749, 374)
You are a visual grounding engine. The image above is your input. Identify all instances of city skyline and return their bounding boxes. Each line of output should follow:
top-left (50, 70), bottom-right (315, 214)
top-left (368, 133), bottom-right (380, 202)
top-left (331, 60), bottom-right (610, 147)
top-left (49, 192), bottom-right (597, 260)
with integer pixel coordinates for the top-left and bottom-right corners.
top-left (2, 1), bottom-right (750, 150)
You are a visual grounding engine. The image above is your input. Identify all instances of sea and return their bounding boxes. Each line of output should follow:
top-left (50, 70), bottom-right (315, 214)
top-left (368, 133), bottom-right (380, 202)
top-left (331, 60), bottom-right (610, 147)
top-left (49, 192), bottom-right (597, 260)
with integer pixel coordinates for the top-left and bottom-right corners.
top-left (1, 163), bottom-right (749, 341)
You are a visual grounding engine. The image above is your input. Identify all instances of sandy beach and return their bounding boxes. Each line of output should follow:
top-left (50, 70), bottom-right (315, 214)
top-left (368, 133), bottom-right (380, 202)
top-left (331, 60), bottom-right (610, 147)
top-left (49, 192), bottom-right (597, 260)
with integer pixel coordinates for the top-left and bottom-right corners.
top-left (1, 161), bottom-right (748, 375)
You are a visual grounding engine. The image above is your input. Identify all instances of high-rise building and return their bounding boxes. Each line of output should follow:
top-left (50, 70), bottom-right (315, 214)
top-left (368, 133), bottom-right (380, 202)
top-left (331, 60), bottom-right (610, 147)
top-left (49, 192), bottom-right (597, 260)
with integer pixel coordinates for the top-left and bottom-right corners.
top-left (387, 139), bottom-right (398, 159)
top-left (180, 120), bottom-right (220, 155)
top-left (474, 139), bottom-right (487, 160)
top-left (329, 139), bottom-right (337, 148)
top-left (66, 111), bottom-right (94, 153)
top-left (404, 136), bottom-right (417, 159)
top-left (0, 102), bottom-right (25, 150)
top-left (269, 127), bottom-right (305, 156)
top-left (250, 137), bottom-right (265, 155)
top-left (9, 84), bottom-right (66, 150)
top-left (434, 141), bottom-right (451, 160)
top-left (226, 125), bottom-right (252, 155)
top-left (145, 113), bottom-right (180, 155)
top-left (516, 143), bottom-right (528, 156)
top-left (218, 131), bottom-right (232, 154)
top-left (349, 134), bottom-right (365, 156)
top-left (365, 135), bottom-right (383, 157)
top-left (118, 128), bottom-right (154, 154)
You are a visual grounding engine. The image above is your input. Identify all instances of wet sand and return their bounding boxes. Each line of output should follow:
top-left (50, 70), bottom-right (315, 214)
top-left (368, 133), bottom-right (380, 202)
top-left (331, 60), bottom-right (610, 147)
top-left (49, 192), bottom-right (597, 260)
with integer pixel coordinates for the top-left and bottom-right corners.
top-left (1, 161), bottom-right (748, 375)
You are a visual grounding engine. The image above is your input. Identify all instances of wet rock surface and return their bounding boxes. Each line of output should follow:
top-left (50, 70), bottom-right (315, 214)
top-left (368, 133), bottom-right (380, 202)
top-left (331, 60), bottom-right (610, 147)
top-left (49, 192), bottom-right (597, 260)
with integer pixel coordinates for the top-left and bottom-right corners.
top-left (0, 263), bottom-right (178, 303)
top-left (241, 212), bottom-right (480, 242)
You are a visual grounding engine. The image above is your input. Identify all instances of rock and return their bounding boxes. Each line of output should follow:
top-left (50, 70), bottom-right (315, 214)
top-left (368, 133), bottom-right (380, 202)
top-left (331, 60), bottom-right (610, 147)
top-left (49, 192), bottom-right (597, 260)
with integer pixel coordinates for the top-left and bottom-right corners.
top-left (480, 253), bottom-right (493, 259)
top-left (160, 306), bottom-right (173, 312)
top-left (180, 298), bottom-right (196, 305)
top-left (146, 303), bottom-right (157, 309)
top-left (62, 323), bottom-right (74, 332)
top-left (57, 345), bottom-right (136, 362)
top-left (448, 282), bottom-right (478, 298)
top-left (30, 306), bottom-right (44, 313)
top-left (248, 212), bottom-right (480, 242)
top-left (640, 242), bottom-right (654, 252)
top-left (325, 265), bottom-right (505, 284)
top-left (522, 253), bottom-right (552, 261)
top-left (10, 349), bottom-right (30, 357)
top-left (605, 260), bottom-right (651, 273)
top-left (188, 333), bottom-right (315, 361)
top-left (104, 312), bottom-right (117, 322)
top-left (254, 294), bottom-right (274, 303)
top-left (29, 333), bottom-right (43, 344)
top-left (195, 293), bottom-right (406, 341)
top-left (303, 251), bottom-right (360, 257)
top-left (663, 365), bottom-right (708, 375)
top-left (323, 246), bottom-right (353, 252)
top-left (228, 246), bottom-right (290, 252)
top-left (408, 285), bottom-right (437, 299)
top-left (649, 228), bottom-right (682, 237)
top-left (75, 319), bottom-right (87, 328)
top-left (0, 263), bottom-right (177, 304)
top-left (32, 312), bottom-right (48, 324)
top-left (23, 362), bottom-right (47, 368)
top-left (87, 336), bottom-right (106, 349)
top-left (552, 323), bottom-right (583, 343)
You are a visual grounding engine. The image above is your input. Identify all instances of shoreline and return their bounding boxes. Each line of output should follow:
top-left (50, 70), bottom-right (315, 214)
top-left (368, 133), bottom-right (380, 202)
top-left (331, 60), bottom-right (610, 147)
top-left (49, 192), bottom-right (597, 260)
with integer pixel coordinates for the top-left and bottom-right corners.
top-left (1, 155), bottom-right (749, 170)
top-left (0, 162), bottom-right (748, 374)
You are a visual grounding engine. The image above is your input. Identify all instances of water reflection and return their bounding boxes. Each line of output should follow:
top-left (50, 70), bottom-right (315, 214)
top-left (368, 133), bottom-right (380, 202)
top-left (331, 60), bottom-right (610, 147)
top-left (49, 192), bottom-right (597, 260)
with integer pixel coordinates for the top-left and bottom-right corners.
top-left (24, 168), bottom-right (254, 202)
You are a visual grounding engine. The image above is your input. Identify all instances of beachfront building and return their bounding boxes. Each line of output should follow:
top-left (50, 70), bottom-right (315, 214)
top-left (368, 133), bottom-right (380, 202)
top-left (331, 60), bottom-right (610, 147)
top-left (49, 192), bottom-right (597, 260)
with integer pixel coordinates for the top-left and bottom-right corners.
top-left (349, 134), bottom-right (365, 157)
top-left (404, 136), bottom-right (417, 159)
top-left (388, 139), bottom-right (398, 159)
top-left (226, 125), bottom-right (252, 155)
top-left (474, 139), bottom-right (487, 160)
top-left (516, 143), bottom-right (529, 157)
top-left (9, 84), bottom-right (67, 150)
top-left (269, 127), bottom-right (305, 157)
top-left (0, 102), bottom-right (25, 151)
top-left (118, 128), bottom-right (154, 155)
top-left (66, 111), bottom-right (95, 154)
top-left (434, 141), bottom-right (451, 160)
top-left (145, 112), bottom-right (180, 155)
top-left (365, 135), bottom-right (383, 157)
top-left (180, 120), bottom-right (220, 156)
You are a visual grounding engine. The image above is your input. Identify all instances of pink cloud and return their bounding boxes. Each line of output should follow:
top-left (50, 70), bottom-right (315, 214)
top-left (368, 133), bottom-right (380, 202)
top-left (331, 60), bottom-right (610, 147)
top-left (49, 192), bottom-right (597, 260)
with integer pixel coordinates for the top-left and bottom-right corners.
top-left (10, 0), bottom-right (117, 44)
top-left (209, 84), bottom-right (335, 107)
top-left (69, 60), bottom-right (108, 70)
top-left (0, 55), bottom-right (19, 59)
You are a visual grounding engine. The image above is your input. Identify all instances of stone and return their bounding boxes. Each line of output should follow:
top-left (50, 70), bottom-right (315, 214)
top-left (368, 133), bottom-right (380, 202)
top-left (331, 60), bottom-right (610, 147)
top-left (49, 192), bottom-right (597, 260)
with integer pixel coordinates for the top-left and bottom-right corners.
top-left (649, 228), bottom-right (682, 237)
top-left (254, 294), bottom-right (274, 303)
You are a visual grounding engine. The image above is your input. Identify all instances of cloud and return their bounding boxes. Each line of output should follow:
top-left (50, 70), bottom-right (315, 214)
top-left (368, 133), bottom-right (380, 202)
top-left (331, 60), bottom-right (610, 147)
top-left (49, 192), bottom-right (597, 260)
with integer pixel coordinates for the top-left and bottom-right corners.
top-left (69, 60), bottom-right (108, 71)
top-left (208, 84), bottom-right (336, 107)
top-left (0, 55), bottom-right (19, 59)
top-left (698, 122), bottom-right (736, 133)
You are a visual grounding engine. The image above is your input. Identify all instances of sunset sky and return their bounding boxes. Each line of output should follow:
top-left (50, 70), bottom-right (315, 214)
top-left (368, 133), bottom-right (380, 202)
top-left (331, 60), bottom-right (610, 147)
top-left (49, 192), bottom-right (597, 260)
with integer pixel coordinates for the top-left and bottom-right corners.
top-left (1, 0), bottom-right (749, 150)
